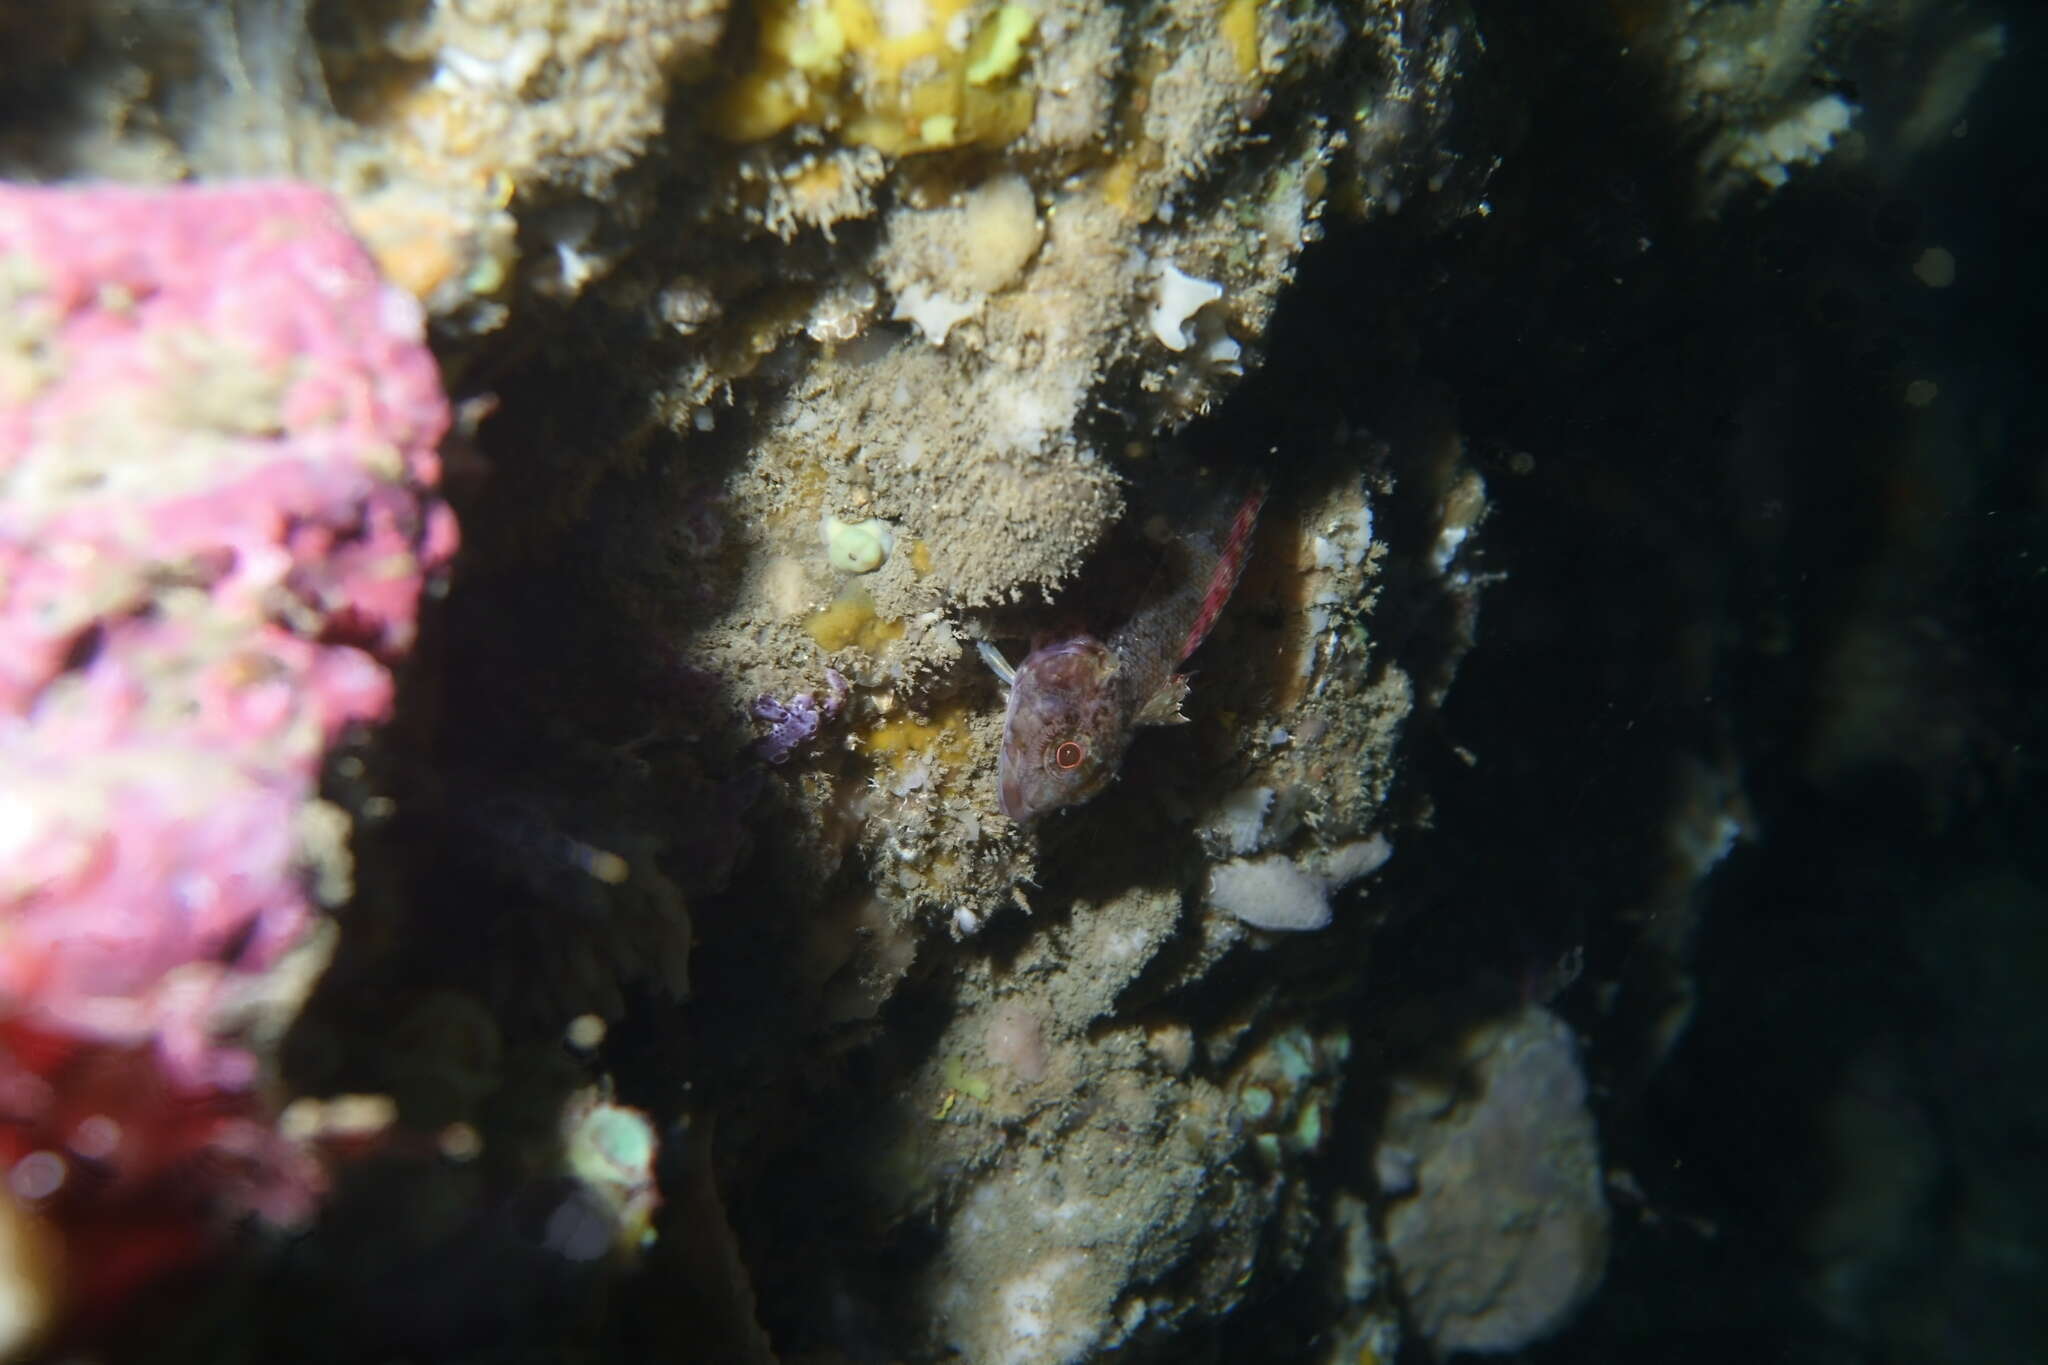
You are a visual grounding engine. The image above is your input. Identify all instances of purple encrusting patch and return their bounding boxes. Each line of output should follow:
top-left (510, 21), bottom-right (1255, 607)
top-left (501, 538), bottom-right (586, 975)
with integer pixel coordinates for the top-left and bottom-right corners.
top-left (753, 667), bottom-right (849, 763)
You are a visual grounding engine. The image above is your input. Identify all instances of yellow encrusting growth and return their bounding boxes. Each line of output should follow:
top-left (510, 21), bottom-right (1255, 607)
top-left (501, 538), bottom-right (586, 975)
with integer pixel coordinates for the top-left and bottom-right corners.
top-left (965, 5), bottom-right (1036, 85)
top-left (1099, 141), bottom-right (1166, 220)
top-left (807, 588), bottom-right (907, 652)
top-left (1221, 0), bottom-right (1262, 80)
top-left (863, 701), bottom-right (975, 774)
top-left (943, 1056), bottom-right (994, 1101)
top-left (785, 157), bottom-right (847, 209)
top-left (907, 539), bottom-right (935, 575)
top-left (711, 0), bottom-right (1040, 155)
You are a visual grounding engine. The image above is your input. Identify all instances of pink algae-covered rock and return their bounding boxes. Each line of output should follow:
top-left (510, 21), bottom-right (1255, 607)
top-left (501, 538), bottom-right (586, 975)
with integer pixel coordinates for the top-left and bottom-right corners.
top-left (0, 182), bottom-right (457, 1094)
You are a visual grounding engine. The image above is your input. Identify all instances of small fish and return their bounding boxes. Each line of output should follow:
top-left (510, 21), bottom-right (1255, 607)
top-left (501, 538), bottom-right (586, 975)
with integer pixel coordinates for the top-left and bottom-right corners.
top-left (982, 488), bottom-right (1265, 822)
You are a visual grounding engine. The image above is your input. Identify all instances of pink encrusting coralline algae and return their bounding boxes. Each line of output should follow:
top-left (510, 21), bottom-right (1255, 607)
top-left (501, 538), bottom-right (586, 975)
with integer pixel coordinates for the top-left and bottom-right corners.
top-left (0, 181), bottom-right (456, 1331)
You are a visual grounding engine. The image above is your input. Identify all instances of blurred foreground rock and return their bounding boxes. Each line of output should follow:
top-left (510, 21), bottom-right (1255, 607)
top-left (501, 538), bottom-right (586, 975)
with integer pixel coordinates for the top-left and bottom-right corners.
top-left (0, 181), bottom-right (453, 1354)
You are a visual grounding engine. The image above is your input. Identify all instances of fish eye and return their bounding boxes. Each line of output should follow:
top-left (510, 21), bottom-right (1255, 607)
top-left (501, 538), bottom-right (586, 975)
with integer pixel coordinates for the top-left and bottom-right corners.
top-left (1052, 740), bottom-right (1087, 770)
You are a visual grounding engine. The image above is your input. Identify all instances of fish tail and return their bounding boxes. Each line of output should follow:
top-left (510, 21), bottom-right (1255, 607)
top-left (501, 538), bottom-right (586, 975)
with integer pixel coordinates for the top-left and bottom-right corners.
top-left (1178, 484), bottom-right (1265, 662)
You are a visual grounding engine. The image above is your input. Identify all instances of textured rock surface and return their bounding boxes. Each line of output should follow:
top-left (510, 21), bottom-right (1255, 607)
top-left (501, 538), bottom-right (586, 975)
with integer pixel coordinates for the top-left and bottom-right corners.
top-left (1377, 1007), bottom-right (1611, 1355)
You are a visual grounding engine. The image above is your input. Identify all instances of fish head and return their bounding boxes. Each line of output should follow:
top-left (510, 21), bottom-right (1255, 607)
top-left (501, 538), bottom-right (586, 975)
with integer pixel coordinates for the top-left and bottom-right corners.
top-left (997, 636), bottom-right (1128, 822)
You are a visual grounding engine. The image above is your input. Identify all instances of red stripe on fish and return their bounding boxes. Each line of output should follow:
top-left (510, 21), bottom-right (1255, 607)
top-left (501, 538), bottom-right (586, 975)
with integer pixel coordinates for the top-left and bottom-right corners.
top-left (1179, 486), bottom-right (1265, 662)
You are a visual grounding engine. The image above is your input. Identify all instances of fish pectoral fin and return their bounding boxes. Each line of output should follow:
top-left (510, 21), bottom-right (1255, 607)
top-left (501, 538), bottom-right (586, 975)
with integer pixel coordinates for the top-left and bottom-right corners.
top-left (976, 640), bottom-right (1016, 689)
top-left (1136, 676), bottom-right (1191, 727)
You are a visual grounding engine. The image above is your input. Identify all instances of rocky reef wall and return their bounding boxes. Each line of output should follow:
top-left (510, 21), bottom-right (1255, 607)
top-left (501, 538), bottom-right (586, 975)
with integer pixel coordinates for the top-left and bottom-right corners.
top-left (0, 0), bottom-right (2027, 1360)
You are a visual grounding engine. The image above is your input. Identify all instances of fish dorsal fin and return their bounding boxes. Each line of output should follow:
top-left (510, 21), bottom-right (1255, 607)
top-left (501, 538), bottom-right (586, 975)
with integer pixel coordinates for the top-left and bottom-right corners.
top-left (1135, 675), bottom-right (1191, 727)
top-left (1177, 486), bottom-right (1265, 663)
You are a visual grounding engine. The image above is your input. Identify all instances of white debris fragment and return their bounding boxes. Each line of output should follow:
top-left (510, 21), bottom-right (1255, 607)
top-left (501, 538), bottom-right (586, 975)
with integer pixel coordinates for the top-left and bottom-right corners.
top-left (1148, 261), bottom-right (1224, 351)
top-left (892, 283), bottom-right (980, 345)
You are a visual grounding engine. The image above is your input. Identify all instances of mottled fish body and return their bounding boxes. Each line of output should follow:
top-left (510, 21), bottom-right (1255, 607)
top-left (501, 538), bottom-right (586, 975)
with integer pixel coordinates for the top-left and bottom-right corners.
top-left (992, 488), bottom-right (1264, 822)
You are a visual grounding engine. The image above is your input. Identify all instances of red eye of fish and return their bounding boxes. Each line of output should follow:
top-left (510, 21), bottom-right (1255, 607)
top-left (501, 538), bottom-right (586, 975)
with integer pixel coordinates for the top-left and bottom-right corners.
top-left (1053, 740), bottom-right (1086, 770)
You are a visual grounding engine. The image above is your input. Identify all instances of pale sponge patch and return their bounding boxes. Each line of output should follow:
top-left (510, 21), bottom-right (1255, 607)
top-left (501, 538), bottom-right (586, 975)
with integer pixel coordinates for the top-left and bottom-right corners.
top-left (1206, 834), bottom-right (1394, 932)
top-left (1318, 833), bottom-right (1394, 887)
top-left (1209, 855), bottom-right (1330, 931)
top-left (1203, 784), bottom-right (1276, 855)
top-left (952, 174), bottom-right (1044, 294)
top-left (880, 174), bottom-right (1045, 344)
top-left (985, 998), bottom-right (1050, 1083)
top-left (998, 1251), bottom-right (1098, 1365)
